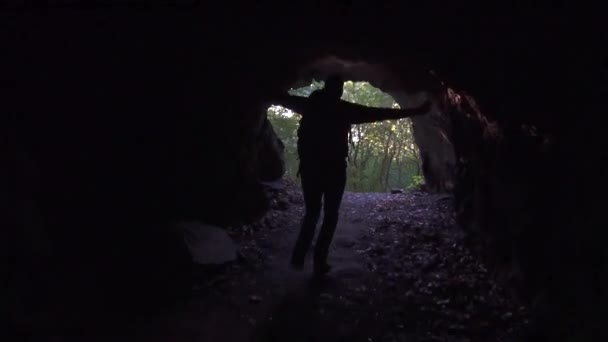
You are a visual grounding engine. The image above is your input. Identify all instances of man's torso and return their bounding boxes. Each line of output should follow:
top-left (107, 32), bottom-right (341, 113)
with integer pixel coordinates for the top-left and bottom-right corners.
top-left (297, 91), bottom-right (350, 165)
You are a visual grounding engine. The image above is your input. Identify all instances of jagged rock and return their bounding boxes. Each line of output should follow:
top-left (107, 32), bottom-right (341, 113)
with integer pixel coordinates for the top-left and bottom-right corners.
top-left (256, 116), bottom-right (285, 182)
top-left (175, 221), bottom-right (237, 265)
top-left (394, 92), bottom-right (456, 193)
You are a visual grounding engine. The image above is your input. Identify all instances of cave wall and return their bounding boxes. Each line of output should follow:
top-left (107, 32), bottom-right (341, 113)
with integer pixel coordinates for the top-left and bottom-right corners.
top-left (5, 2), bottom-right (607, 339)
top-left (394, 92), bottom-right (456, 192)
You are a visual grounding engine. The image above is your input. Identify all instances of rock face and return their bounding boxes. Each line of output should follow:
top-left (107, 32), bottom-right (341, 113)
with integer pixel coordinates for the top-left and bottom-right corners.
top-left (5, 3), bottom-right (607, 340)
top-left (393, 92), bottom-right (456, 193)
top-left (256, 117), bottom-right (286, 182)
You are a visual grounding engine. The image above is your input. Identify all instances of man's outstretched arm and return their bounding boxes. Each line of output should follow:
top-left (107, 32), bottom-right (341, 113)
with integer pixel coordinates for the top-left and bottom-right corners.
top-left (342, 99), bottom-right (432, 124)
top-left (267, 92), bottom-right (310, 115)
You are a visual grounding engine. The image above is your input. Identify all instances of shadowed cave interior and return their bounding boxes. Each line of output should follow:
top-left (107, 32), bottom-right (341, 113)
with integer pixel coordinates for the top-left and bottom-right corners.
top-left (5, 2), bottom-right (608, 341)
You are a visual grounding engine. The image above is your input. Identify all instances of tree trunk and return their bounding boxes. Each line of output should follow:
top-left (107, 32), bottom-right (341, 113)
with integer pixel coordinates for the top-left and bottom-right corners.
top-left (395, 139), bottom-right (403, 187)
top-left (384, 149), bottom-right (395, 190)
top-left (377, 128), bottom-right (393, 191)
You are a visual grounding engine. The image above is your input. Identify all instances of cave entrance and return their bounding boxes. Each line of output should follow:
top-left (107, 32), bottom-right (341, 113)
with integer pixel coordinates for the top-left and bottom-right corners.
top-left (267, 79), bottom-right (423, 192)
top-left (224, 68), bottom-right (526, 339)
top-left (264, 54), bottom-right (456, 194)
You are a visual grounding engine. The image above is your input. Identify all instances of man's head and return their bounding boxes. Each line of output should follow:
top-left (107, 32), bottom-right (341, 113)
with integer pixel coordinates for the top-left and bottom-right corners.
top-left (322, 73), bottom-right (344, 100)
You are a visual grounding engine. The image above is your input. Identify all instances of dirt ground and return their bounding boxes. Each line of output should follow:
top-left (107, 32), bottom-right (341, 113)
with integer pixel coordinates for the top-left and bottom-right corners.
top-left (137, 179), bottom-right (529, 342)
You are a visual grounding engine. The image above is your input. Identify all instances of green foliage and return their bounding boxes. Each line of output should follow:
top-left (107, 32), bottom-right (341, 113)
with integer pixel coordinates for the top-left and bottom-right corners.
top-left (407, 175), bottom-right (425, 190)
top-left (288, 79), bottom-right (323, 97)
top-left (268, 81), bottom-right (422, 192)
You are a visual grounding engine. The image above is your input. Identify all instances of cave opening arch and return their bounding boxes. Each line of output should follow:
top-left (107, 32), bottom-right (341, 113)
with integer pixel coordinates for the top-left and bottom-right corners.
top-left (267, 54), bottom-right (459, 194)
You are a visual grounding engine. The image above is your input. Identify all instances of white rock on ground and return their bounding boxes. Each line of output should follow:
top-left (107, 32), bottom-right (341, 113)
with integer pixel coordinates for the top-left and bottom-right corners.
top-left (174, 221), bottom-right (237, 265)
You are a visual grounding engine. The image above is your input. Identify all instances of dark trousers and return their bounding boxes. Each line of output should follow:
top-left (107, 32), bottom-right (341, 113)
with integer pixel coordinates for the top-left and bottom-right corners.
top-left (291, 159), bottom-right (346, 269)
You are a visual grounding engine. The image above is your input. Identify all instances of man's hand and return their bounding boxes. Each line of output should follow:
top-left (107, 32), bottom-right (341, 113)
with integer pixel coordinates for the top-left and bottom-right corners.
top-left (268, 90), bottom-right (290, 103)
top-left (411, 100), bottom-right (432, 116)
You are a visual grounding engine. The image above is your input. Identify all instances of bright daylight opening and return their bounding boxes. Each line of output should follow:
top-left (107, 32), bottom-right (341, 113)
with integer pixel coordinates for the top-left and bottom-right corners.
top-left (267, 80), bottom-right (423, 192)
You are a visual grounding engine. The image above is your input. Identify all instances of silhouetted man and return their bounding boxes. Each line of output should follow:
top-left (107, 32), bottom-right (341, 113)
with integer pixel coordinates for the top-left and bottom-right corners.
top-left (272, 74), bottom-right (431, 276)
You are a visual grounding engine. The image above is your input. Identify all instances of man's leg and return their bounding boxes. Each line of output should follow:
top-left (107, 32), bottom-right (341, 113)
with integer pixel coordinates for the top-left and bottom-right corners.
top-left (313, 161), bottom-right (347, 274)
top-left (291, 166), bottom-right (323, 268)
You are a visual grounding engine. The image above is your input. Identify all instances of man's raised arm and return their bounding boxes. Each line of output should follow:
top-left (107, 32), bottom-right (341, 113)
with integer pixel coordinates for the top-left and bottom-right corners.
top-left (340, 99), bottom-right (432, 124)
